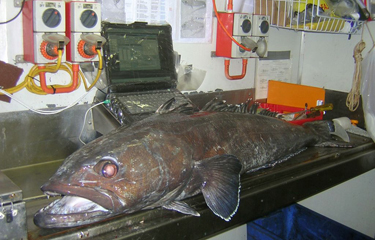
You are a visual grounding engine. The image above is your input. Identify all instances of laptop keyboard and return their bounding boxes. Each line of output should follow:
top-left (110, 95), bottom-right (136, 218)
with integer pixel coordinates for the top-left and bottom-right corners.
top-left (105, 89), bottom-right (189, 125)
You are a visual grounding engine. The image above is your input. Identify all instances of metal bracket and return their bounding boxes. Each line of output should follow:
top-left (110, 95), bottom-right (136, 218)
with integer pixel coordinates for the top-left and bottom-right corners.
top-left (14, 55), bottom-right (26, 64)
top-left (14, 0), bottom-right (22, 7)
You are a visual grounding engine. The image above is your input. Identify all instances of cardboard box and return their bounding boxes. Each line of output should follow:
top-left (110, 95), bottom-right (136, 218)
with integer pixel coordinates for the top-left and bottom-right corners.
top-left (254, 0), bottom-right (290, 27)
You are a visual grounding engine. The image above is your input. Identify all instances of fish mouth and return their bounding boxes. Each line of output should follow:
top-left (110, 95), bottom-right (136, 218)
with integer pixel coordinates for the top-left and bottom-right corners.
top-left (34, 181), bottom-right (122, 228)
top-left (34, 194), bottom-right (114, 228)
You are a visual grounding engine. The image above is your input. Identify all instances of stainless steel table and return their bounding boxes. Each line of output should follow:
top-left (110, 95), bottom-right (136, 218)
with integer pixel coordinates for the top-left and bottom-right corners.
top-left (3, 133), bottom-right (375, 240)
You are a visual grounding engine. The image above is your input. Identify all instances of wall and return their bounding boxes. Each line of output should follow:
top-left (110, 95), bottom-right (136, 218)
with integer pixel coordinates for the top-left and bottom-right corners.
top-left (1, 0), bottom-right (375, 238)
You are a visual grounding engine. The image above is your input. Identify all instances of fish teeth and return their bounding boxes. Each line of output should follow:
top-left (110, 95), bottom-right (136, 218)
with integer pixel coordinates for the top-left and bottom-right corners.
top-left (44, 191), bottom-right (62, 197)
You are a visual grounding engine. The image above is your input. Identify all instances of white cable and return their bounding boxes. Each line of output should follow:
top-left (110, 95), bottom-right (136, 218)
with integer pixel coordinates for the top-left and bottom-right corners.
top-left (78, 101), bottom-right (106, 145)
top-left (0, 88), bottom-right (94, 115)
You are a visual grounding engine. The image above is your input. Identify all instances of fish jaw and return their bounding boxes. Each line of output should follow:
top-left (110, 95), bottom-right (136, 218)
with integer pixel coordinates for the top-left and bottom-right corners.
top-left (40, 180), bottom-right (124, 211)
top-left (34, 196), bottom-right (114, 228)
top-left (34, 181), bottom-right (124, 228)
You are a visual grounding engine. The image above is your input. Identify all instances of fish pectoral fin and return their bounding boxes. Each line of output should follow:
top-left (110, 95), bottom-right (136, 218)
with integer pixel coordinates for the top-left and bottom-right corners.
top-left (162, 201), bottom-right (200, 217)
top-left (196, 154), bottom-right (242, 221)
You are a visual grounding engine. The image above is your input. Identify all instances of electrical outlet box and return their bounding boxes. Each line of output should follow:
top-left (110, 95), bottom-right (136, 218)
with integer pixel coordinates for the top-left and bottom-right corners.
top-left (252, 15), bottom-right (270, 37)
top-left (65, 1), bottom-right (102, 62)
top-left (66, 1), bottom-right (101, 33)
top-left (32, 0), bottom-right (65, 32)
top-left (68, 33), bottom-right (101, 62)
top-left (23, 0), bottom-right (67, 64)
top-left (233, 13), bottom-right (252, 36)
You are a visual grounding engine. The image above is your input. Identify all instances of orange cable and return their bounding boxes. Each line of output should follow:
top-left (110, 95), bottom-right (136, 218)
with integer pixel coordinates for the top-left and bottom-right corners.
top-left (212, 0), bottom-right (251, 52)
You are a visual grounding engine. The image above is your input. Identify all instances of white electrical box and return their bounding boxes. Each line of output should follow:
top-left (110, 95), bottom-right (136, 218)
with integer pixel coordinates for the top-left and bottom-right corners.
top-left (252, 15), bottom-right (270, 37)
top-left (233, 13), bottom-right (252, 36)
top-left (32, 0), bottom-right (65, 32)
top-left (67, 1), bottom-right (101, 32)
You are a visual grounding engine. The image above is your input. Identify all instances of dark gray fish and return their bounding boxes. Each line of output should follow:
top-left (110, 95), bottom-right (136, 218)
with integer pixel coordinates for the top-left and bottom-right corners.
top-left (34, 111), bottom-right (336, 228)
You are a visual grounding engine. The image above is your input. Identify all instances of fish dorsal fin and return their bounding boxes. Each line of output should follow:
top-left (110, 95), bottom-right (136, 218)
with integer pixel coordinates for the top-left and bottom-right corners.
top-left (200, 97), bottom-right (252, 113)
top-left (195, 154), bottom-right (242, 221)
top-left (156, 97), bottom-right (196, 115)
top-left (163, 201), bottom-right (200, 216)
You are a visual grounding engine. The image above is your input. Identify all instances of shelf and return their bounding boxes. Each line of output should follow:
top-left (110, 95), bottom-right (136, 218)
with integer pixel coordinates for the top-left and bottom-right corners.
top-left (254, 0), bottom-right (365, 34)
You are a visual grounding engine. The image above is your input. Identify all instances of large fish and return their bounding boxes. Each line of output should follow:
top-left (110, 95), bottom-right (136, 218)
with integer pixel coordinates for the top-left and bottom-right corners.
top-left (34, 110), bottom-right (336, 228)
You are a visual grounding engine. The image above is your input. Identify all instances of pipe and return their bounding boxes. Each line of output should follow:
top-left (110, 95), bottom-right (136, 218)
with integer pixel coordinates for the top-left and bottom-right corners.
top-left (224, 58), bottom-right (248, 80)
top-left (39, 63), bottom-right (79, 94)
top-left (227, 0), bottom-right (233, 12)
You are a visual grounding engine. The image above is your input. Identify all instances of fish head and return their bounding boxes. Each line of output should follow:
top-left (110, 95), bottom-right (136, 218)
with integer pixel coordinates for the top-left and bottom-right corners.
top-left (34, 129), bottom-right (194, 228)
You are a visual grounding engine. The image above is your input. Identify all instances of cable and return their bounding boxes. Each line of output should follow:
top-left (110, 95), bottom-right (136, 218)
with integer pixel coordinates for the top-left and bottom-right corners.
top-left (1, 50), bottom-right (84, 95)
top-left (2, 45), bottom-right (101, 95)
top-left (0, 87), bottom-right (94, 115)
top-left (82, 49), bottom-right (103, 91)
top-left (212, 0), bottom-right (252, 52)
top-left (0, 0), bottom-right (25, 25)
top-left (79, 100), bottom-right (110, 145)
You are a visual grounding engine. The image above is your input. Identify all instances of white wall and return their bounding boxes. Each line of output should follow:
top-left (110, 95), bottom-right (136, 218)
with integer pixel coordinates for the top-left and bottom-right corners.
top-left (1, 0), bottom-right (375, 238)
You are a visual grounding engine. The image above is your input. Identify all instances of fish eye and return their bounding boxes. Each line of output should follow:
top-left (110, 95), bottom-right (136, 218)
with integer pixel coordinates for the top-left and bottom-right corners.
top-left (94, 159), bottom-right (118, 178)
top-left (102, 162), bottom-right (118, 178)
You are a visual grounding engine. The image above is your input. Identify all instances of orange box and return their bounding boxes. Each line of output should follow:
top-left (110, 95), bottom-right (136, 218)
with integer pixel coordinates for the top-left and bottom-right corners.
top-left (267, 80), bottom-right (325, 108)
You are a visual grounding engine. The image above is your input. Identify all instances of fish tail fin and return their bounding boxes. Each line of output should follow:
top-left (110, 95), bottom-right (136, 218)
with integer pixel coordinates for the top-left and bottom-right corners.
top-left (303, 121), bottom-right (352, 147)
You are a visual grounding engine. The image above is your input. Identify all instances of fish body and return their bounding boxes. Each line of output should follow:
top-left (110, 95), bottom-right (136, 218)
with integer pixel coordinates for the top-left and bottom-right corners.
top-left (34, 111), bottom-right (331, 228)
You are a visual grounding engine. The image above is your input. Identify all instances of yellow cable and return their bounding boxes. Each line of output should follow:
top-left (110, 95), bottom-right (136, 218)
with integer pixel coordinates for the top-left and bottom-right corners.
top-left (1, 50), bottom-right (65, 95)
top-left (82, 49), bottom-right (103, 91)
top-left (2, 48), bottom-right (97, 95)
top-left (26, 63), bottom-right (82, 95)
top-left (25, 50), bottom-right (85, 94)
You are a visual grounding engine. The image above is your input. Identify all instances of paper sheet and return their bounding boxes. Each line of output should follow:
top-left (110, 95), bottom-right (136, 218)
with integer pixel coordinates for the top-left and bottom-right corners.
top-left (124, 0), bottom-right (167, 23)
top-left (255, 59), bottom-right (292, 100)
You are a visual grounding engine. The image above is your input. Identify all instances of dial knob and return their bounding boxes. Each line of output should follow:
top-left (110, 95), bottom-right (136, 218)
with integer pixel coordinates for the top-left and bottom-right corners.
top-left (241, 19), bottom-right (251, 34)
top-left (80, 10), bottom-right (98, 28)
top-left (42, 8), bottom-right (62, 28)
top-left (260, 20), bottom-right (269, 34)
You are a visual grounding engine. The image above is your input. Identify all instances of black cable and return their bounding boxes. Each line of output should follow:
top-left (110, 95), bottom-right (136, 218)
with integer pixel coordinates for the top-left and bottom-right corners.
top-left (0, 0), bottom-right (25, 25)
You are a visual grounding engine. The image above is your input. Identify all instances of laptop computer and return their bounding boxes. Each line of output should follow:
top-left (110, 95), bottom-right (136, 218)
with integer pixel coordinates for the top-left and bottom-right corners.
top-left (93, 22), bottom-right (189, 132)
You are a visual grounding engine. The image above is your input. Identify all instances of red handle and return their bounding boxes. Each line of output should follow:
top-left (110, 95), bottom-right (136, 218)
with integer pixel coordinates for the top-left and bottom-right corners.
top-left (39, 64), bottom-right (79, 94)
top-left (224, 58), bottom-right (248, 80)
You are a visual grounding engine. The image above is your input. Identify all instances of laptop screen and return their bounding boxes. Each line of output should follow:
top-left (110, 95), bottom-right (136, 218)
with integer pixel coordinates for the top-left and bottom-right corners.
top-left (102, 22), bottom-right (177, 91)
top-left (112, 35), bottom-right (161, 71)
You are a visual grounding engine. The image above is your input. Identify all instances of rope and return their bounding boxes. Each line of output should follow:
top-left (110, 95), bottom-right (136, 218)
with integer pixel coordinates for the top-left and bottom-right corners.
top-left (346, 26), bottom-right (366, 112)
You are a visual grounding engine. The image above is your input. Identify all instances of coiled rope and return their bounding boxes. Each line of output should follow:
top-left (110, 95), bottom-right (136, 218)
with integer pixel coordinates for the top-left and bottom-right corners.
top-left (346, 22), bottom-right (375, 112)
